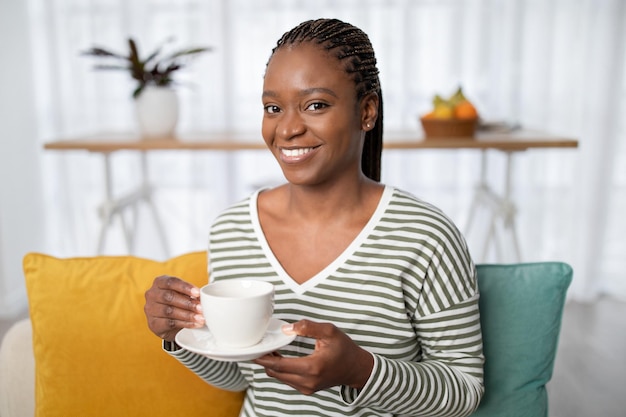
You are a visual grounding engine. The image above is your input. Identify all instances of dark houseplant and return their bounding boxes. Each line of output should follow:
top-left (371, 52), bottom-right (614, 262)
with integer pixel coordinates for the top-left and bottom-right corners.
top-left (81, 37), bottom-right (211, 98)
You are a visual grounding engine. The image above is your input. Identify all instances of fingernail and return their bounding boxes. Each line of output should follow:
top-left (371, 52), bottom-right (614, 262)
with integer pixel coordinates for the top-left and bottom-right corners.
top-left (282, 323), bottom-right (295, 335)
top-left (191, 287), bottom-right (200, 297)
top-left (196, 303), bottom-right (203, 312)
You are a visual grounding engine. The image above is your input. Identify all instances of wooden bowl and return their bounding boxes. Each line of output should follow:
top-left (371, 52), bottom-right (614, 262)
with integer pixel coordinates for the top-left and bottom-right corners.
top-left (420, 117), bottom-right (478, 139)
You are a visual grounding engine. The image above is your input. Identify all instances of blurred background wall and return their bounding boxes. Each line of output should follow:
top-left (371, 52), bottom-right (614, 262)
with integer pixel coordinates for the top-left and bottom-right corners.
top-left (0, 0), bottom-right (45, 317)
top-left (1, 0), bottom-right (625, 318)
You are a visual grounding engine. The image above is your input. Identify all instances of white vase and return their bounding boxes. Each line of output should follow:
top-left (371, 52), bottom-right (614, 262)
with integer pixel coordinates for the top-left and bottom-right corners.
top-left (134, 86), bottom-right (179, 139)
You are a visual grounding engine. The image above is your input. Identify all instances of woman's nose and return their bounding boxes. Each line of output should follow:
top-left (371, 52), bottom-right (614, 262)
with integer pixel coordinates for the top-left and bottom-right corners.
top-left (276, 109), bottom-right (305, 139)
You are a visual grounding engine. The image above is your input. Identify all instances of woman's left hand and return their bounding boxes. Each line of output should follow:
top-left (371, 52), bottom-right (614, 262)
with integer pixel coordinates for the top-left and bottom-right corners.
top-left (253, 319), bottom-right (374, 395)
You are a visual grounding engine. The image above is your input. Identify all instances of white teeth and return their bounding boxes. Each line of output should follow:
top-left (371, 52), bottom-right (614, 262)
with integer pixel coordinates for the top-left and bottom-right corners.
top-left (281, 147), bottom-right (313, 157)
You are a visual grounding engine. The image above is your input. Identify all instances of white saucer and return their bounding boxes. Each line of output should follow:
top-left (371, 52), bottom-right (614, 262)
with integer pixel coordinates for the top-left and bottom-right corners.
top-left (175, 318), bottom-right (296, 362)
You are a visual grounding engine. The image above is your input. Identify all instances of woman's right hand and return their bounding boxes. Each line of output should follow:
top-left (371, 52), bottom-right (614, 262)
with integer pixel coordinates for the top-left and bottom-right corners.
top-left (144, 275), bottom-right (205, 342)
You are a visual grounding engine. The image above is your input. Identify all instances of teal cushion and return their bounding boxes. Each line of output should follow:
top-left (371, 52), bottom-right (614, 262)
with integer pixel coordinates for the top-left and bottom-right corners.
top-left (471, 262), bottom-right (573, 417)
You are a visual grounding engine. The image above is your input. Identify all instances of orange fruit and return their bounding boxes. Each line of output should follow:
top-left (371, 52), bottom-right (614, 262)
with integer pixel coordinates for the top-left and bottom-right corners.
top-left (454, 100), bottom-right (478, 119)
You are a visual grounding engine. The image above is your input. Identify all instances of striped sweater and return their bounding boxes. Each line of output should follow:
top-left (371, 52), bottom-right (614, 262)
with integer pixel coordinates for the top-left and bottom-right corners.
top-left (169, 186), bottom-right (484, 417)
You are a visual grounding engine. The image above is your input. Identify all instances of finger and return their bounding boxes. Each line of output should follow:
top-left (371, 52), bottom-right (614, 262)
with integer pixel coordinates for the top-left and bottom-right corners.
top-left (156, 300), bottom-right (205, 324)
top-left (149, 276), bottom-right (203, 313)
top-left (156, 315), bottom-right (203, 335)
top-left (255, 351), bottom-right (283, 361)
top-left (146, 305), bottom-right (204, 340)
top-left (155, 275), bottom-right (201, 299)
top-left (285, 319), bottom-right (334, 340)
top-left (255, 355), bottom-right (319, 395)
top-left (255, 353), bottom-right (314, 378)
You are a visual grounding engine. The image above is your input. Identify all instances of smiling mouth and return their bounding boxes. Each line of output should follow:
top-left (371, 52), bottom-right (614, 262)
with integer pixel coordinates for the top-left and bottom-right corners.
top-left (280, 146), bottom-right (318, 157)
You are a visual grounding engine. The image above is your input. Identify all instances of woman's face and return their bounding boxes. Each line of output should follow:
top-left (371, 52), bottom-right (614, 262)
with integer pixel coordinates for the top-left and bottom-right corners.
top-left (262, 42), bottom-right (375, 187)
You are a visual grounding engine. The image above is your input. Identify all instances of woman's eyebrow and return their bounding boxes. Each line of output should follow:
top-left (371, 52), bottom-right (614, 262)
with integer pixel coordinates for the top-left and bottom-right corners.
top-left (262, 87), bottom-right (338, 99)
top-left (300, 87), bottom-right (338, 98)
top-left (262, 90), bottom-right (278, 98)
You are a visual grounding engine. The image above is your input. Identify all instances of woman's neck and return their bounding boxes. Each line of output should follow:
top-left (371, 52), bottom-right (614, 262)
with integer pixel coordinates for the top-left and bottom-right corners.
top-left (283, 177), bottom-right (383, 223)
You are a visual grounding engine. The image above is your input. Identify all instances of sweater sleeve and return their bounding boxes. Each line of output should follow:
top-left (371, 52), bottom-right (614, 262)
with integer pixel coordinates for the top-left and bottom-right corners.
top-left (164, 343), bottom-right (249, 392)
top-left (339, 294), bottom-right (484, 416)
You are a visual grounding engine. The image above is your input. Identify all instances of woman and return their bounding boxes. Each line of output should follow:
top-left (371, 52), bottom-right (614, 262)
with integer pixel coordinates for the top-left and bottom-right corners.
top-left (144, 18), bottom-right (484, 416)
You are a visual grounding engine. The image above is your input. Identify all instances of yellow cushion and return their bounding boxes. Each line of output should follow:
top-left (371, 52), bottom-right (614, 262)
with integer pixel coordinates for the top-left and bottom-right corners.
top-left (23, 251), bottom-right (244, 417)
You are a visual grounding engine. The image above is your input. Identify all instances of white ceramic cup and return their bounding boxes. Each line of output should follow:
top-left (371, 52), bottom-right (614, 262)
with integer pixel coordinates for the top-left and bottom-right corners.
top-left (200, 280), bottom-right (274, 348)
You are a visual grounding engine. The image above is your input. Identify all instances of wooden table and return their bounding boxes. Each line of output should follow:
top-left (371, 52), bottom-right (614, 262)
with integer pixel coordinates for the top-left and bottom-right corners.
top-left (44, 129), bottom-right (578, 152)
top-left (44, 130), bottom-right (578, 260)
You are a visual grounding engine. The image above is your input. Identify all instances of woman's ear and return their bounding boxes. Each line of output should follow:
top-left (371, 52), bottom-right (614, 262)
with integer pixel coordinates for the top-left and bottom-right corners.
top-left (361, 92), bottom-right (379, 131)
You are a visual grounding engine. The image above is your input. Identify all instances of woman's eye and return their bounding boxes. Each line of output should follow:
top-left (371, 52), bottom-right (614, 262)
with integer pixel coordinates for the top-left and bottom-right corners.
top-left (264, 105), bottom-right (281, 114)
top-left (306, 102), bottom-right (328, 111)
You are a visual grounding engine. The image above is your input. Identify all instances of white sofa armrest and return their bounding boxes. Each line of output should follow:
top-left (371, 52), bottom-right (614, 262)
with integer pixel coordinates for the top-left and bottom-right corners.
top-left (0, 318), bottom-right (35, 417)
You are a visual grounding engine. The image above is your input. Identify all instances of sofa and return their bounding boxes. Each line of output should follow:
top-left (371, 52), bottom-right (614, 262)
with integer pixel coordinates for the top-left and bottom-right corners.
top-left (0, 252), bottom-right (572, 417)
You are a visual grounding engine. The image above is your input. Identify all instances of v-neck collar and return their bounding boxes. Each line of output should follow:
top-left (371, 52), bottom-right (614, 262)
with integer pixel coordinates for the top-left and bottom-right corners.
top-left (250, 185), bottom-right (394, 295)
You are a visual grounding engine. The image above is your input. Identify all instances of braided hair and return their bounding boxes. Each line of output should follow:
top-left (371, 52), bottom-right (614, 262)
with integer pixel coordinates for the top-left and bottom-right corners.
top-left (269, 18), bottom-right (383, 182)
